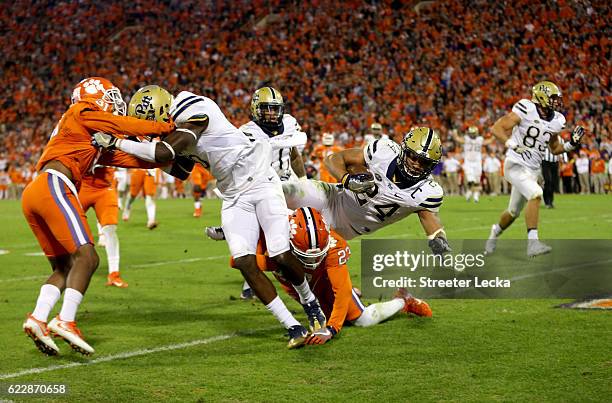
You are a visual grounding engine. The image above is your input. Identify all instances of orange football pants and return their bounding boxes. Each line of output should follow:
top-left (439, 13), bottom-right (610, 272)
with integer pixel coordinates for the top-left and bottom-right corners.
top-left (79, 183), bottom-right (119, 226)
top-left (130, 170), bottom-right (156, 197)
top-left (22, 171), bottom-right (93, 257)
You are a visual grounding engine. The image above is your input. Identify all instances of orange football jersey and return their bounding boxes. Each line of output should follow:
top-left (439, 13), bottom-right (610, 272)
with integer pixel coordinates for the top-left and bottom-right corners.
top-left (313, 144), bottom-right (343, 183)
top-left (36, 99), bottom-right (173, 188)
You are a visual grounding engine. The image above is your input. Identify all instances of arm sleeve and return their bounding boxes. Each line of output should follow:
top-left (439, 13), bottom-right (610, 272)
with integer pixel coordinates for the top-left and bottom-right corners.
top-left (97, 151), bottom-right (163, 169)
top-left (326, 264), bottom-right (353, 333)
top-left (80, 110), bottom-right (174, 138)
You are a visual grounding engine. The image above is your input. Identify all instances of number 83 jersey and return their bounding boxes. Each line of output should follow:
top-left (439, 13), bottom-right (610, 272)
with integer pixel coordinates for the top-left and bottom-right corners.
top-left (333, 139), bottom-right (444, 238)
top-left (507, 99), bottom-right (566, 170)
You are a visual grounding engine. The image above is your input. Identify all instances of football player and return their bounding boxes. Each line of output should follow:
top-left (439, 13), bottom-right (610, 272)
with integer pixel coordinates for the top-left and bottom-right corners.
top-left (231, 207), bottom-right (432, 345)
top-left (113, 167), bottom-right (129, 210)
top-left (451, 126), bottom-right (495, 203)
top-left (364, 122), bottom-right (390, 144)
top-left (283, 127), bottom-right (451, 255)
top-left (241, 87), bottom-right (307, 181)
top-left (78, 166), bottom-right (127, 288)
top-left (190, 164), bottom-right (210, 217)
top-left (22, 77), bottom-right (175, 356)
top-left (122, 168), bottom-right (159, 229)
top-left (485, 81), bottom-right (585, 256)
top-left (93, 85), bottom-right (326, 348)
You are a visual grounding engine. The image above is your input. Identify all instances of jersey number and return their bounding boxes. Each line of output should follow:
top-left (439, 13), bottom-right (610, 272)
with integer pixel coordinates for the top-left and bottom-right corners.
top-left (523, 126), bottom-right (552, 152)
top-left (337, 247), bottom-right (350, 265)
top-left (373, 203), bottom-right (400, 222)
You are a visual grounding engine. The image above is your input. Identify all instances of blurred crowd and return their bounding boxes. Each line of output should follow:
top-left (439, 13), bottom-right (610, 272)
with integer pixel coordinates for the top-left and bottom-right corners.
top-left (0, 0), bottom-right (610, 198)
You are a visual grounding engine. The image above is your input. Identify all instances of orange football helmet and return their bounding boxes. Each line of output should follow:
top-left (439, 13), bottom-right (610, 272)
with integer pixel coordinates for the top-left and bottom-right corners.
top-left (70, 77), bottom-right (126, 116)
top-left (289, 207), bottom-right (331, 268)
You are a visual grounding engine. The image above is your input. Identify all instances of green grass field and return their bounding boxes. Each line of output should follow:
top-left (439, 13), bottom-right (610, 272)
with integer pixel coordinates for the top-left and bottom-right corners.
top-left (0, 194), bottom-right (611, 402)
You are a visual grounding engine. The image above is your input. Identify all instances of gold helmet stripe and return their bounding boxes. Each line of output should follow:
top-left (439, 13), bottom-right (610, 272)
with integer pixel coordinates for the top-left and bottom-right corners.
top-left (422, 128), bottom-right (434, 152)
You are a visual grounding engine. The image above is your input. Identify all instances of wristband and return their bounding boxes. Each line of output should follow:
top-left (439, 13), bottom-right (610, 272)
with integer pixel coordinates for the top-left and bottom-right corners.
top-left (327, 326), bottom-right (337, 336)
top-left (427, 228), bottom-right (446, 240)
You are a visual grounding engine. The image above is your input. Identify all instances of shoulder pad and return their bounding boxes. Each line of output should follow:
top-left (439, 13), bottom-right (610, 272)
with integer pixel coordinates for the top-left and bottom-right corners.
top-left (552, 112), bottom-right (566, 132)
top-left (170, 91), bottom-right (208, 123)
top-left (364, 138), bottom-right (399, 164)
top-left (415, 180), bottom-right (444, 212)
top-left (512, 99), bottom-right (536, 119)
top-left (239, 120), bottom-right (259, 132)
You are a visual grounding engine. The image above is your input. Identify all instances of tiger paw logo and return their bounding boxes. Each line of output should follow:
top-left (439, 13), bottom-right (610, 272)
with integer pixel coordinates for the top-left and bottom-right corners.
top-left (82, 79), bottom-right (106, 95)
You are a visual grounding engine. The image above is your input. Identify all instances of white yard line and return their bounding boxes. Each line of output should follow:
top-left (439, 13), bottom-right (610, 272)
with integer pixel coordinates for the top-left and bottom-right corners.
top-left (0, 327), bottom-right (275, 380)
top-left (0, 256), bottom-right (228, 283)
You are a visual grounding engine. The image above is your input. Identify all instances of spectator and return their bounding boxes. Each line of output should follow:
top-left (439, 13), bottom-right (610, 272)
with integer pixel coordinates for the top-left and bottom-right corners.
top-left (442, 152), bottom-right (461, 195)
top-left (575, 150), bottom-right (591, 194)
top-left (483, 151), bottom-right (502, 196)
top-left (591, 151), bottom-right (607, 194)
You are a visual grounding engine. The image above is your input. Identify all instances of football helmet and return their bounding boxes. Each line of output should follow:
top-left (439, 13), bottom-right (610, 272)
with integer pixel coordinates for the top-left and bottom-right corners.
top-left (467, 126), bottom-right (479, 138)
top-left (289, 207), bottom-right (331, 269)
top-left (371, 122), bottom-right (382, 133)
top-left (531, 81), bottom-right (563, 115)
top-left (398, 127), bottom-right (442, 182)
top-left (128, 85), bottom-right (174, 123)
top-left (250, 87), bottom-right (284, 132)
top-left (71, 77), bottom-right (126, 116)
top-left (322, 133), bottom-right (335, 146)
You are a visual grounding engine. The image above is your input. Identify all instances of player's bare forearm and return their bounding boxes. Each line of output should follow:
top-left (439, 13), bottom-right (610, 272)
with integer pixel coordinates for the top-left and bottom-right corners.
top-left (290, 147), bottom-right (306, 178)
top-left (417, 210), bottom-right (444, 237)
top-left (492, 112), bottom-right (520, 144)
top-left (548, 134), bottom-right (566, 155)
top-left (324, 148), bottom-right (366, 180)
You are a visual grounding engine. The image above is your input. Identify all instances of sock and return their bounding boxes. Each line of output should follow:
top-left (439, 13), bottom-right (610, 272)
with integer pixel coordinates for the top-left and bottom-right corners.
top-left (265, 296), bottom-right (300, 329)
top-left (32, 284), bottom-right (61, 322)
top-left (242, 281), bottom-right (251, 291)
top-left (354, 298), bottom-right (405, 327)
top-left (465, 190), bottom-right (472, 200)
top-left (194, 200), bottom-right (201, 210)
top-left (292, 278), bottom-right (316, 304)
top-left (474, 191), bottom-right (480, 201)
top-left (145, 195), bottom-right (156, 224)
top-left (59, 288), bottom-right (83, 322)
top-left (527, 228), bottom-right (539, 240)
top-left (117, 194), bottom-right (123, 210)
top-left (102, 225), bottom-right (120, 273)
top-left (492, 224), bottom-right (503, 237)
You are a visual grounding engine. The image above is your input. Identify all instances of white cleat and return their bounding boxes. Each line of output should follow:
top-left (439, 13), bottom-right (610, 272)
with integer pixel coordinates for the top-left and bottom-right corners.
top-left (527, 240), bottom-right (552, 257)
top-left (122, 209), bottom-right (130, 222)
top-left (205, 226), bottom-right (225, 241)
top-left (23, 314), bottom-right (60, 356)
top-left (48, 316), bottom-right (94, 355)
top-left (485, 225), bottom-right (498, 254)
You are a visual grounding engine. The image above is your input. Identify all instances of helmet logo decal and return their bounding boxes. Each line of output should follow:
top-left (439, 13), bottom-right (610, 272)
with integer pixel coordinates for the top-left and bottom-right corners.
top-left (83, 79), bottom-right (105, 95)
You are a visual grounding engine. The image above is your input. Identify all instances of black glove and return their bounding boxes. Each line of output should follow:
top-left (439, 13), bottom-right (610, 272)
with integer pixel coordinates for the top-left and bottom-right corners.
top-left (341, 172), bottom-right (375, 193)
top-left (428, 237), bottom-right (452, 255)
top-left (570, 125), bottom-right (585, 147)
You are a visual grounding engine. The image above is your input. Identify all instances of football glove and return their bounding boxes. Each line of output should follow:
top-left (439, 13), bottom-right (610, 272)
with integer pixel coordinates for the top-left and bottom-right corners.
top-left (570, 125), bottom-right (585, 147)
top-left (306, 326), bottom-right (336, 345)
top-left (92, 132), bottom-right (119, 150)
top-left (341, 172), bottom-right (375, 193)
top-left (505, 138), bottom-right (529, 154)
top-left (428, 237), bottom-right (452, 255)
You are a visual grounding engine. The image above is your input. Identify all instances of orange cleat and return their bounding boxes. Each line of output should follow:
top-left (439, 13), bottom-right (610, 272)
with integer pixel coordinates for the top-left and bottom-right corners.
top-left (193, 207), bottom-right (202, 218)
top-left (23, 313), bottom-right (60, 356)
top-left (48, 316), bottom-right (94, 355)
top-left (394, 288), bottom-right (432, 317)
top-left (106, 272), bottom-right (129, 288)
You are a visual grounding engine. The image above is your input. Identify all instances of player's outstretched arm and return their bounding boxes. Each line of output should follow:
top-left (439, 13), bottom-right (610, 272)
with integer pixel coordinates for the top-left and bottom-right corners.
top-left (549, 126), bottom-right (586, 155)
top-left (418, 210), bottom-right (451, 255)
top-left (324, 148), bottom-right (366, 180)
top-left (290, 147), bottom-right (306, 178)
top-left (450, 130), bottom-right (464, 144)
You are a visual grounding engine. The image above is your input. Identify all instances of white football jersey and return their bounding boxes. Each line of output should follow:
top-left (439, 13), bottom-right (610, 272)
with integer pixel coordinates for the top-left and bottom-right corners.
top-left (333, 138), bottom-right (444, 237)
top-left (239, 114), bottom-right (307, 181)
top-left (463, 135), bottom-right (484, 163)
top-left (507, 99), bottom-right (566, 169)
top-left (169, 91), bottom-right (275, 198)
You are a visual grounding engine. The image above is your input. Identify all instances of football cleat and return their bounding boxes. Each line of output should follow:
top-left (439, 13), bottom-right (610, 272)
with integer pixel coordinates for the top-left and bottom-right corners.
top-left (23, 314), bottom-right (60, 356)
top-left (394, 288), bottom-right (433, 317)
top-left (484, 225), bottom-right (498, 254)
top-left (527, 239), bottom-right (552, 257)
top-left (205, 226), bottom-right (225, 241)
top-left (48, 316), bottom-right (94, 355)
top-left (122, 209), bottom-right (130, 222)
top-left (193, 207), bottom-right (202, 218)
top-left (106, 272), bottom-right (128, 288)
top-left (147, 221), bottom-right (158, 230)
top-left (240, 287), bottom-right (254, 300)
top-left (301, 300), bottom-right (327, 332)
top-left (286, 325), bottom-right (308, 349)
